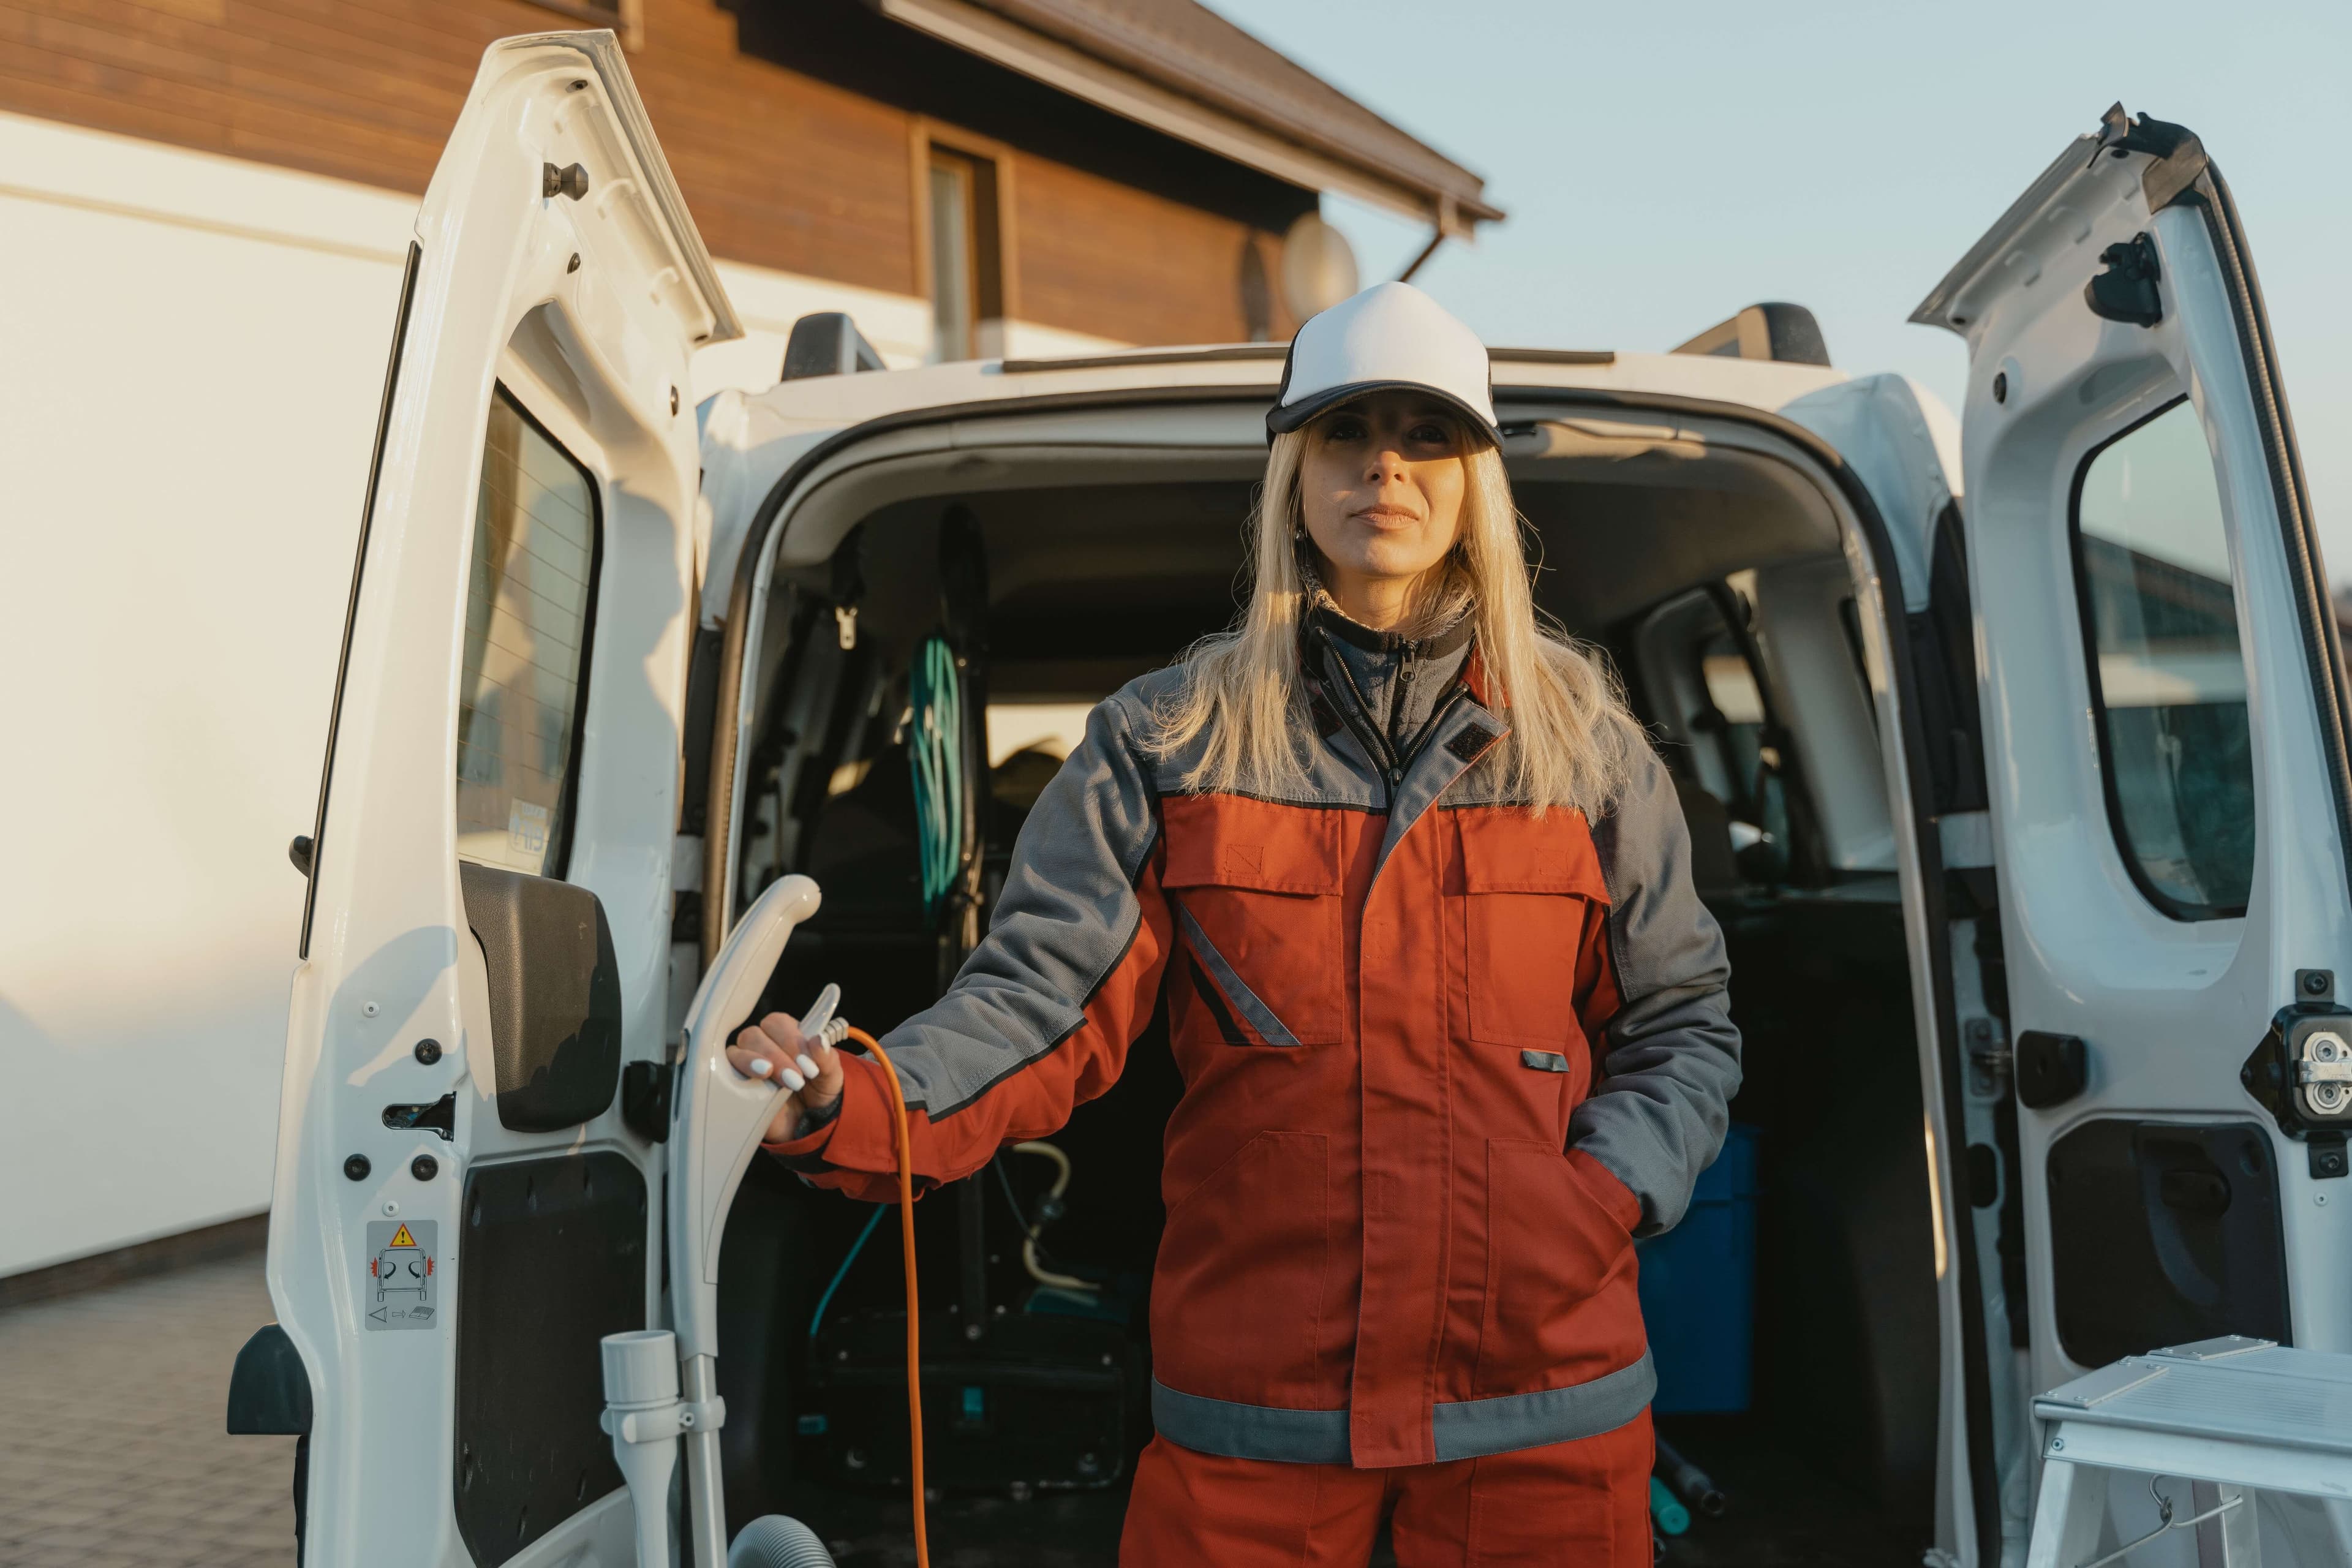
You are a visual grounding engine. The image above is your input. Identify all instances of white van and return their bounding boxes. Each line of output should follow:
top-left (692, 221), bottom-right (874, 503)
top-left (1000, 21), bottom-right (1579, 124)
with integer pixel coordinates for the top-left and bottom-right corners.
top-left (227, 30), bottom-right (2352, 1568)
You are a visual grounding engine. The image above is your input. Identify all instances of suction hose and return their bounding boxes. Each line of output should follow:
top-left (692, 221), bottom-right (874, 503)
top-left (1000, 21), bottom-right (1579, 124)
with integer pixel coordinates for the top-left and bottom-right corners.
top-left (728, 1515), bottom-right (835, 1568)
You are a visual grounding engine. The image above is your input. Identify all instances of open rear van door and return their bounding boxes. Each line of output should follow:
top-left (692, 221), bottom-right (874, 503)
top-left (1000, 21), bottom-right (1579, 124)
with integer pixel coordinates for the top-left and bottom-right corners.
top-left (1914, 102), bottom-right (2351, 1488)
top-left (258, 32), bottom-right (737, 1567)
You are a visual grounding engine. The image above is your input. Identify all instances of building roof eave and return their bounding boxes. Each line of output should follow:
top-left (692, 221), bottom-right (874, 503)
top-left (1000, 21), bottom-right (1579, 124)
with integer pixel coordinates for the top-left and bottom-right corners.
top-left (872, 0), bottom-right (1502, 231)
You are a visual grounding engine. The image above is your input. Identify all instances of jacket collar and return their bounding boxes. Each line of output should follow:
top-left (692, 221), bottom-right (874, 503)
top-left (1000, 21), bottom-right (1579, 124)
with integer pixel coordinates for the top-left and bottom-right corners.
top-left (1306, 600), bottom-right (1476, 660)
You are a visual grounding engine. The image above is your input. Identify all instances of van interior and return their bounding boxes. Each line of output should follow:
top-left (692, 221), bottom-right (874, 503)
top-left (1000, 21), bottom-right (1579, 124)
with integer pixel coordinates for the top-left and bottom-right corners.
top-left (707, 407), bottom-right (1947, 1567)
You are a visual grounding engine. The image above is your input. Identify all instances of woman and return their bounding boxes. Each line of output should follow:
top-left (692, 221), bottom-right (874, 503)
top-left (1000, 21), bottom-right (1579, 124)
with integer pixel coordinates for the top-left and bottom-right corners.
top-left (731, 282), bottom-right (1740, 1566)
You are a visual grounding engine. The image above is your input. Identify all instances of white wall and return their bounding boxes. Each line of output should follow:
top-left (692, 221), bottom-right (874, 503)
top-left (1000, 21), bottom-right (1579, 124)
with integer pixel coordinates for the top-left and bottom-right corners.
top-left (0, 111), bottom-right (1119, 1277)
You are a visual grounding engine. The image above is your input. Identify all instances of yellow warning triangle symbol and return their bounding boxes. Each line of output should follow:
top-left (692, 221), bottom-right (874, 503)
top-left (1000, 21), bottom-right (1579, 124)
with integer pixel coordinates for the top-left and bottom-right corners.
top-left (390, 1223), bottom-right (417, 1248)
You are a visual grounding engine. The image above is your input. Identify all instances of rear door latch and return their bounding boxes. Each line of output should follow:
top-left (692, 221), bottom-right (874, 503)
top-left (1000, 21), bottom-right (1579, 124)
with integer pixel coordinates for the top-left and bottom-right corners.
top-left (2240, 970), bottom-right (2352, 1177)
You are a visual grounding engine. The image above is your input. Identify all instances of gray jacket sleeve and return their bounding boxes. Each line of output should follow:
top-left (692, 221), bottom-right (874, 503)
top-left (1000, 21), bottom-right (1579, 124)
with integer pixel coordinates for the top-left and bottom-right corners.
top-left (766, 692), bottom-right (1172, 1198)
top-left (1570, 748), bottom-right (1742, 1235)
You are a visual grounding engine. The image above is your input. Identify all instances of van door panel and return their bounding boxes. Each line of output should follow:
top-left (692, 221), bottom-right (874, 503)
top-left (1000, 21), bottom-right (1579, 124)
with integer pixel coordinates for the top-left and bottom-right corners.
top-left (1917, 104), bottom-right (2352, 1557)
top-left (2045, 1117), bottom-right (2289, 1367)
top-left (265, 31), bottom-right (735, 1568)
top-left (454, 1151), bottom-right (649, 1567)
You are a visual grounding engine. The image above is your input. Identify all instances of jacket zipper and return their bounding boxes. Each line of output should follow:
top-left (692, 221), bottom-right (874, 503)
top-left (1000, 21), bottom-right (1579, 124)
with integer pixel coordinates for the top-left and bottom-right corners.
top-left (1314, 628), bottom-right (1401, 801)
top-left (1393, 641), bottom-right (1417, 758)
top-left (1315, 627), bottom-right (1471, 805)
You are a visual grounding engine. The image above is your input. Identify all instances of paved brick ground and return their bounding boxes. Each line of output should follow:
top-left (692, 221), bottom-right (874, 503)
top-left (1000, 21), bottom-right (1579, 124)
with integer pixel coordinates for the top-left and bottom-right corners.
top-left (0, 1253), bottom-right (296, 1568)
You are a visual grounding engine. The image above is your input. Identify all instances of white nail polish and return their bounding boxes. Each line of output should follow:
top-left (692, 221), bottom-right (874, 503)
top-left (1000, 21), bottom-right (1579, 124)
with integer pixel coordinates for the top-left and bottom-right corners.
top-left (781, 1069), bottom-right (806, 1091)
top-left (747, 1059), bottom-right (772, 1077)
top-left (796, 1055), bottom-right (819, 1079)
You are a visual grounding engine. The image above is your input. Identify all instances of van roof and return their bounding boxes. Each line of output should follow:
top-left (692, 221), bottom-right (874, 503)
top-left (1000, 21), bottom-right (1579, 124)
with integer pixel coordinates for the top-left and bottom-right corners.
top-left (723, 341), bottom-right (1850, 435)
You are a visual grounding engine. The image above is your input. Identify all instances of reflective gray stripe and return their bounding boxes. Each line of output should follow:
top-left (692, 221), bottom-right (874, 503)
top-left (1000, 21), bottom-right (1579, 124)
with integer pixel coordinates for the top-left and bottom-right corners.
top-left (1521, 1050), bottom-right (1570, 1073)
top-left (1172, 903), bottom-right (1302, 1048)
top-left (1431, 1352), bottom-right (1656, 1461)
top-left (1150, 1380), bottom-right (1349, 1464)
top-left (1152, 1354), bottom-right (1655, 1466)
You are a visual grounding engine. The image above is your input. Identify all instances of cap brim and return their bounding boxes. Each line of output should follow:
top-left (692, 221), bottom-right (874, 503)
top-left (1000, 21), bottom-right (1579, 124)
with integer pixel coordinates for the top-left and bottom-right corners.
top-left (1265, 381), bottom-right (1501, 447)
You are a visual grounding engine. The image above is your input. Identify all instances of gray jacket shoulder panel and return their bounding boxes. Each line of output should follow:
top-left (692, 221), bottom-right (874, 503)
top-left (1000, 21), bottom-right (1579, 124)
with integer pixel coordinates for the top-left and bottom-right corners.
top-left (1111, 661), bottom-right (1384, 809)
top-left (1572, 745), bottom-right (1743, 1235)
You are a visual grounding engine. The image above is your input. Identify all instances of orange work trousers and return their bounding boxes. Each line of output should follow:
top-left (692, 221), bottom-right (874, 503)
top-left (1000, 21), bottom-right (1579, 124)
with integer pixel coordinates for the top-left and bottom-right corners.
top-left (1118, 1411), bottom-right (1654, 1567)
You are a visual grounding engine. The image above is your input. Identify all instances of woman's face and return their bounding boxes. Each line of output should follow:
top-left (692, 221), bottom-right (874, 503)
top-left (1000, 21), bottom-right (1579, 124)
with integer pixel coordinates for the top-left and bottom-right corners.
top-left (1298, 391), bottom-right (1468, 608)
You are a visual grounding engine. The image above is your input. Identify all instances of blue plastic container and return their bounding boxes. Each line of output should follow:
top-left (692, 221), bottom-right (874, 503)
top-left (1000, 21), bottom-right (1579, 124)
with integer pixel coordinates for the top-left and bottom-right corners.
top-left (1635, 1123), bottom-right (1760, 1413)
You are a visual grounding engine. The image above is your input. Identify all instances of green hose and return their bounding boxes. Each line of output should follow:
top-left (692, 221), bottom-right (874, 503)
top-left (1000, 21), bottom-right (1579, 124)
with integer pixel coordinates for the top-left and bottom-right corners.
top-left (909, 635), bottom-right (963, 925)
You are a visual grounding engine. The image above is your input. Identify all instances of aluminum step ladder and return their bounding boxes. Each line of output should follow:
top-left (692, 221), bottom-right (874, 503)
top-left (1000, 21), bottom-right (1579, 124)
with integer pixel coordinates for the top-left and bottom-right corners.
top-left (2027, 1336), bottom-right (2352, 1567)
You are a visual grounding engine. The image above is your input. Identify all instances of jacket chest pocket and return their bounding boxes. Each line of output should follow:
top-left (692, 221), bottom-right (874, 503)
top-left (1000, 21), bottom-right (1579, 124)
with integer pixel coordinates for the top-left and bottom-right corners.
top-left (1162, 801), bottom-right (1345, 1048)
top-left (1455, 810), bottom-right (1610, 1053)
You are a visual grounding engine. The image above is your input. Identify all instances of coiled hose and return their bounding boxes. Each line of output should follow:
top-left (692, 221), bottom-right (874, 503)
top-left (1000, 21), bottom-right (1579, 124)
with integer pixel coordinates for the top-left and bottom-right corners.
top-left (908, 636), bottom-right (962, 925)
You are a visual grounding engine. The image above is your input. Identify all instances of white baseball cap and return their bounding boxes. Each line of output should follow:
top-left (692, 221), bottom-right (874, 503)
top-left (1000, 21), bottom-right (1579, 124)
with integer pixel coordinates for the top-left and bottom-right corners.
top-left (1267, 281), bottom-right (1498, 445)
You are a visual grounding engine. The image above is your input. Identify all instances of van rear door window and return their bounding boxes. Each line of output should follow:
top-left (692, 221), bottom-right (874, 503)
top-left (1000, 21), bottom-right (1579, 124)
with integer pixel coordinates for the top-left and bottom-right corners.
top-left (2071, 397), bottom-right (2254, 920)
top-left (455, 388), bottom-right (600, 877)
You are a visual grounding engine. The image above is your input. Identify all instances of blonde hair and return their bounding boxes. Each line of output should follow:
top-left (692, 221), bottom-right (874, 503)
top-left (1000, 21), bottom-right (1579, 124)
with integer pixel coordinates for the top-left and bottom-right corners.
top-left (1150, 424), bottom-right (1646, 816)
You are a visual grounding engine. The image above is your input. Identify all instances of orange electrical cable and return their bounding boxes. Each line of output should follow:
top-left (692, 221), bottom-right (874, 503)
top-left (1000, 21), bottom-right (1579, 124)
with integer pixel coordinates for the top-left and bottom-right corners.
top-left (843, 1025), bottom-right (929, 1568)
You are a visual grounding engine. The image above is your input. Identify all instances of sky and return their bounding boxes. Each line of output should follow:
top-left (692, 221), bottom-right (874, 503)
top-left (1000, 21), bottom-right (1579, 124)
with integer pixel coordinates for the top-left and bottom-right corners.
top-left (1202, 0), bottom-right (2352, 580)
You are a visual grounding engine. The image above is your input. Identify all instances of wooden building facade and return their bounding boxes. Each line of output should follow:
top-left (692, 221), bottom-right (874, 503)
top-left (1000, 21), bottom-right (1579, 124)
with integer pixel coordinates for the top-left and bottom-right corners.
top-left (0, 0), bottom-right (1499, 363)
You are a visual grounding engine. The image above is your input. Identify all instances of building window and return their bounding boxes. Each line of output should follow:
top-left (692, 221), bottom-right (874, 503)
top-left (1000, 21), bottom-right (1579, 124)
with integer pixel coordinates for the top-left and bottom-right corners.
top-left (926, 145), bottom-right (1003, 362)
top-left (456, 387), bottom-right (601, 879)
top-left (2071, 396), bottom-right (2254, 921)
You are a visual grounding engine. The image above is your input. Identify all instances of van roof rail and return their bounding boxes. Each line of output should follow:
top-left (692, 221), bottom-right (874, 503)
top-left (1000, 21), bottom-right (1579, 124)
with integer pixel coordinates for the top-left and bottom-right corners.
top-left (1670, 303), bottom-right (1831, 367)
top-left (997, 344), bottom-right (1616, 375)
top-left (782, 312), bottom-right (886, 380)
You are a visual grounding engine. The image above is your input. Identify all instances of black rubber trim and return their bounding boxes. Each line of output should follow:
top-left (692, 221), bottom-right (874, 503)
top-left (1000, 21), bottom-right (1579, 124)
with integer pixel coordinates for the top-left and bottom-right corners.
top-left (301, 241), bottom-right (420, 959)
top-left (225, 1323), bottom-right (312, 1435)
top-left (2185, 168), bottom-right (2352, 917)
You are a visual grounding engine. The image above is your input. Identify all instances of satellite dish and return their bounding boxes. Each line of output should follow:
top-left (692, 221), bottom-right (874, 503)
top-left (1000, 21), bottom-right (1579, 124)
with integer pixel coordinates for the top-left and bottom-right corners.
top-left (1280, 214), bottom-right (1360, 323)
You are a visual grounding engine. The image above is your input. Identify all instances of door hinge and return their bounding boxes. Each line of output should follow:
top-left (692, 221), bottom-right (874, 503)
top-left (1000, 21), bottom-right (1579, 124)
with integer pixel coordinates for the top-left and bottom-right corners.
top-left (1964, 1017), bottom-right (2011, 1098)
top-left (2084, 232), bottom-right (2163, 328)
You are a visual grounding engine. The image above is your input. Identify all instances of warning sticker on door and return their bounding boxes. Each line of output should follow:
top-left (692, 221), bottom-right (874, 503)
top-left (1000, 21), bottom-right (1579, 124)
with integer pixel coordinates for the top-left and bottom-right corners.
top-left (362, 1219), bottom-right (437, 1331)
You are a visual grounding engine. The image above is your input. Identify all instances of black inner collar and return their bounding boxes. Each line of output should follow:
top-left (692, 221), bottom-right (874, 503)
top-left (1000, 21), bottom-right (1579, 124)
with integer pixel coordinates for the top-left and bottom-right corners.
top-left (1308, 601), bottom-right (1475, 658)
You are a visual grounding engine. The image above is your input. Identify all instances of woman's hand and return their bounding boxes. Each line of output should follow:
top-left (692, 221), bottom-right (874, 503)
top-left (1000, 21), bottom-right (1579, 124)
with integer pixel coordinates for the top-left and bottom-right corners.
top-left (726, 1013), bottom-right (846, 1143)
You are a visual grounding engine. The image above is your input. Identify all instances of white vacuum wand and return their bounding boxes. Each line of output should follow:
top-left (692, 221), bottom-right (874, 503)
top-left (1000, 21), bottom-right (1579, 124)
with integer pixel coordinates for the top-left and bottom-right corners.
top-left (600, 1329), bottom-right (691, 1568)
top-left (601, 874), bottom-right (826, 1568)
